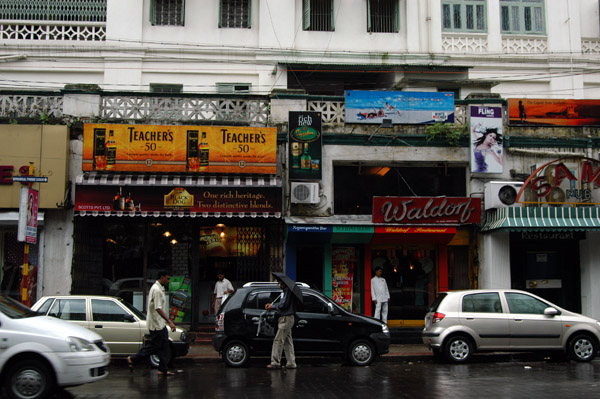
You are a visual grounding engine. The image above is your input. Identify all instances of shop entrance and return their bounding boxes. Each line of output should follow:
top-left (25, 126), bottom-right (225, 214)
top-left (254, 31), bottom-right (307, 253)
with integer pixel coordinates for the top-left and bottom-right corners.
top-left (371, 246), bottom-right (436, 322)
top-left (296, 246), bottom-right (324, 291)
top-left (510, 232), bottom-right (582, 312)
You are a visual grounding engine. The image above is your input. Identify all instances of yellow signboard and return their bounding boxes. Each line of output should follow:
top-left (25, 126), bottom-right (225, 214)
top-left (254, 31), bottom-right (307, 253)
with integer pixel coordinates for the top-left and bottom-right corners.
top-left (83, 124), bottom-right (277, 174)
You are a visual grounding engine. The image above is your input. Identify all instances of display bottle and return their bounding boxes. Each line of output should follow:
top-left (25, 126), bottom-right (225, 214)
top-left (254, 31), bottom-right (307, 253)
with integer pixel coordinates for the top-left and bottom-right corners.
top-left (198, 131), bottom-right (209, 172)
top-left (300, 143), bottom-right (311, 170)
top-left (93, 128), bottom-right (106, 170)
top-left (105, 130), bottom-right (117, 170)
top-left (186, 130), bottom-right (199, 171)
top-left (126, 192), bottom-right (135, 211)
top-left (291, 142), bottom-right (301, 169)
top-left (113, 187), bottom-right (122, 210)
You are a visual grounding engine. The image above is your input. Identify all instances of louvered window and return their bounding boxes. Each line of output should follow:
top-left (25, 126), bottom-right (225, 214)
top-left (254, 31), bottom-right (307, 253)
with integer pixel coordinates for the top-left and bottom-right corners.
top-left (219, 0), bottom-right (251, 29)
top-left (500, 0), bottom-right (545, 34)
top-left (150, 0), bottom-right (185, 26)
top-left (216, 83), bottom-right (251, 94)
top-left (442, 1), bottom-right (486, 32)
top-left (303, 0), bottom-right (334, 32)
top-left (367, 0), bottom-right (399, 33)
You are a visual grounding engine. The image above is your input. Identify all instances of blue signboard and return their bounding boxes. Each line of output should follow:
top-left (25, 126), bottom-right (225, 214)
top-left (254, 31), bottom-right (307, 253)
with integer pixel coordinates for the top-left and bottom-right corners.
top-left (345, 90), bottom-right (455, 124)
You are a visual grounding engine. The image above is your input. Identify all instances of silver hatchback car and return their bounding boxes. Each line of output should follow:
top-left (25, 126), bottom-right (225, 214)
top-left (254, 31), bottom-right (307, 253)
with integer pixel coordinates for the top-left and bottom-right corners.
top-left (422, 289), bottom-right (600, 363)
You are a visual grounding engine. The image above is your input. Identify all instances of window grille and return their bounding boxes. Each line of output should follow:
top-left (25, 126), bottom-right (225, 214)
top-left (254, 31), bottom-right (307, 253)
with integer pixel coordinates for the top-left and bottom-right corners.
top-left (0, 0), bottom-right (106, 22)
top-left (367, 0), bottom-right (398, 33)
top-left (303, 0), bottom-right (334, 32)
top-left (500, 0), bottom-right (544, 34)
top-left (150, 0), bottom-right (185, 26)
top-left (442, 1), bottom-right (486, 32)
top-left (150, 84), bottom-right (183, 94)
top-left (219, 0), bottom-right (251, 29)
top-left (216, 83), bottom-right (251, 94)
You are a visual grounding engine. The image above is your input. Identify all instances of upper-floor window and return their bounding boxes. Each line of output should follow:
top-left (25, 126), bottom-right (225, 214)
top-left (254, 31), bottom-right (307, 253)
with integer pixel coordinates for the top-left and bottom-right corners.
top-left (367, 0), bottom-right (399, 33)
top-left (216, 83), bottom-right (251, 94)
top-left (150, 0), bottom-right (185, 26)
top-left (442, 1), bottom-right (486, 32)
top-left (219, 0), bottom-right (251, 29)
top-left (303, 0), bottom-right (335, 32)
top-left (500, 0), bottom-right (545, 35)
top-left (150, 84), bottom-right (183, 94)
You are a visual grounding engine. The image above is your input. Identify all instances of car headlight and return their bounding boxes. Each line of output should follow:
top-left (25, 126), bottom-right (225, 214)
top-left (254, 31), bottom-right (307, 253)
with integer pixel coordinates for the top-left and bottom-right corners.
top-left (382, 323), bottom-right (389, 334)
top-left (68, 337), bottom-right (95, 352)
top-left (180, 331), bottom-right (187, 342)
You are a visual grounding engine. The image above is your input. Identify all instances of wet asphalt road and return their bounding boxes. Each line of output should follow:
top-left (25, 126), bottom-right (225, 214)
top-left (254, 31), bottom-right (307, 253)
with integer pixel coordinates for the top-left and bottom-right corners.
top-left (50, 356), bottom-right (600, 399)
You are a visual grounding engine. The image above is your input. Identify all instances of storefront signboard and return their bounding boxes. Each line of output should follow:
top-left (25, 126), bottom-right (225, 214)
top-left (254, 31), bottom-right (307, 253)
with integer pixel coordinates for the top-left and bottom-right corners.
top-left (331, 247), bottom-right (354, 311)
top-left (287, 225), bottom-right (332, 233)
top-left (372, 197), bottom-right (482, 224)
top-left (82, 124), bottom-right (277, 174)
top-left (508, 99), bottom-right (600, 126)
top-left (516, 157), bottom-right (600, 205)
top-left (345, 91), bottom-right (454, 124)
top-left (288, 112), bottom-right (322, 180)
top-left (75, 185), bottom-right (281, 213)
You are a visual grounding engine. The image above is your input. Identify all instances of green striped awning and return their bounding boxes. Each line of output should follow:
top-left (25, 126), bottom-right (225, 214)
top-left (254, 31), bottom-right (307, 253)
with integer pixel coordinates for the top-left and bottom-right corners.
top-left (482, 207), bottom-right (600, 232)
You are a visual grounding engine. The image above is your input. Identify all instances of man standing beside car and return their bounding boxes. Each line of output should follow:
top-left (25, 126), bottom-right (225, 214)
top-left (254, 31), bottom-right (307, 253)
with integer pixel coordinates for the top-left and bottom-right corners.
top-left (265, 277), bottom-right (297, 369)
top-left (213, 270), bottom-right (234, 314)
top-left (371, 266), bottom-right (390, 324)
top-left (128, 270), bottom-right (177, 376)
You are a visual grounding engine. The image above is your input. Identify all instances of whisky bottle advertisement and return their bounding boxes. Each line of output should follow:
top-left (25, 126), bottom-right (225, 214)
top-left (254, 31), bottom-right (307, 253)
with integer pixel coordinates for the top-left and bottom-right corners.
top-left (93, 128), bottom-right (106, 170)
top-left (187, 130), bottom-right (199, 171)
top-left (198, 131), bottom-right (209, 172)
top-left (288, 111), bottom-right (322, 180)
top-left (105, 130), bottom-right (117, 170)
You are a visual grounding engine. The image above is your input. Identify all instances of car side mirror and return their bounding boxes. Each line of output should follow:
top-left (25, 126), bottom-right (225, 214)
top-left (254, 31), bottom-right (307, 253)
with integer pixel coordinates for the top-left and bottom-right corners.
top-left (327, 303), bottom-right (336, 315)
top-left (124, 314), bottom-right (135, 322)
top-left (544, 307), bottom-right (560, 316)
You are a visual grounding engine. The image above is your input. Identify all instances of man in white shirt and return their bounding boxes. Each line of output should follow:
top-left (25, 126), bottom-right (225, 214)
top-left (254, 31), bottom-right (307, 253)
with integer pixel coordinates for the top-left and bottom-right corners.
top-left (128, 271), bottom-right (177, 376)
top-left (213, 270), bottom-right (234, 314)
top-left (371, 266), bottom-right (390, 324)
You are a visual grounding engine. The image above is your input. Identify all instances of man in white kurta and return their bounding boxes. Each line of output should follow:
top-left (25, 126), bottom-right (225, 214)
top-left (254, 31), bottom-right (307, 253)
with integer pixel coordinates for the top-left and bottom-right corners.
top-left (371, 266), bottom-right (390, 324)
top-left (213, 271), bottom-right (234, 314)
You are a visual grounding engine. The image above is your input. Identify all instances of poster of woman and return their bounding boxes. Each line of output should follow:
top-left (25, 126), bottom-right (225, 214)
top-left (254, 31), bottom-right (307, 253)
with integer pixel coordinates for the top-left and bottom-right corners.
top-left (470, 106), bottom-right (503, 174)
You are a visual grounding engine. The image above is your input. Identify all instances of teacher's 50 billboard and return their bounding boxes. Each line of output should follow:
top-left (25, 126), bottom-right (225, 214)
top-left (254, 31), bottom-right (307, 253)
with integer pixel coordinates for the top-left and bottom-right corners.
top-left (83, 123), bottom-right (277, 174)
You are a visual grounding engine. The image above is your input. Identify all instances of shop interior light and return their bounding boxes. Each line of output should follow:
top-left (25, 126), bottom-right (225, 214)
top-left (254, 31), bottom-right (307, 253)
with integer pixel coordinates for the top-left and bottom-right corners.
top-left (170, 239), bottom-right (178, 245)
top-left (163, 231), bottom-right (171, 237)
top-left (216, 223), bottom-right (226, 238)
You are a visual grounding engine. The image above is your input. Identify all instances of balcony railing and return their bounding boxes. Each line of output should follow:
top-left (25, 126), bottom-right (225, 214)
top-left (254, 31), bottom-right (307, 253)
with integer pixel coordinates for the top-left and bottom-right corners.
top-left (0, 91), bottom-right (469, 127)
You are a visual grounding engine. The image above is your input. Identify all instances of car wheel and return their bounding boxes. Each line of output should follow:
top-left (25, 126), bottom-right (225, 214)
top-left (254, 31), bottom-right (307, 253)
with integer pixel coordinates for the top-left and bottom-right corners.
top-left (443, 335), bottom-right (473, 363)
top-left (4, 359), bottom-right (54, 399)
top-left (348, 339), bottom-right (375, 366)
top-left (222, 340), bottom-right (249, 367)
top-left (148, 354), bottom-right (160, 368)
top-left (567, 333), bottom-right (597, 362)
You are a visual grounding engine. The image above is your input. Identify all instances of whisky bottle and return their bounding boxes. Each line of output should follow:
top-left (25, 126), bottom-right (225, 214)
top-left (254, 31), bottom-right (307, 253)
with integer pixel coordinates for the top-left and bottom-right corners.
top-left (113, 187), bottom-right (122, 210)
top-left (291, 142), bottom-right (300, 169)
top-left (93, 128), bottom-right (106, 170)
top-left (105, 130), bottom-right (117, 170)
top-left (126, 192), bottom-right (135, 211)
top-left (198, 131), bottom-right (209, 172)
top-left (300, 143), bottom-right (311, 170)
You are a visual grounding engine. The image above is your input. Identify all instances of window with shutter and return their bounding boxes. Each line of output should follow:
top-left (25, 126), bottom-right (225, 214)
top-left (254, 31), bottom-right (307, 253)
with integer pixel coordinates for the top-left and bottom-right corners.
top-left (303, 0), bottom-right (334, 32)
top-left (500, 0), bottom-right (545, 35)
top-left (441, 1), bottom-right (486, 33)
top-left (150, 0), bottom-right (185, 26)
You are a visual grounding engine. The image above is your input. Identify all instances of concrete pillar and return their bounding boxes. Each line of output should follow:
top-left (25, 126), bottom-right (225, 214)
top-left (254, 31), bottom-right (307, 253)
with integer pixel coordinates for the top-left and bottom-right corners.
top-left (479, 230), bottom-right (511, 289)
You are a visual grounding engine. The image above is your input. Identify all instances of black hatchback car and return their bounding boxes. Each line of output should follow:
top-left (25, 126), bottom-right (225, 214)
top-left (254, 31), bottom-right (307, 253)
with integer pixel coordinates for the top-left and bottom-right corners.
top-left (212, 282), bottom-right (391, 367)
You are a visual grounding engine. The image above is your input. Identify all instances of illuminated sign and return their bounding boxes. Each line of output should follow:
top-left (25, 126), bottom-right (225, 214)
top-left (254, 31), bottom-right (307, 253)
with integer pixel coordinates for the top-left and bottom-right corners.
top-left (372, 197), bottom-right (482, 224)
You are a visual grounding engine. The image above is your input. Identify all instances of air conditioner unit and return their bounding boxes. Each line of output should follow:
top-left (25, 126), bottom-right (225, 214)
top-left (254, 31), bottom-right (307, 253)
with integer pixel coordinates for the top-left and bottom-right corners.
top-left (484, 181), bottom-right (524, 210)
top-left (290, 182), bottom-right (320, 204)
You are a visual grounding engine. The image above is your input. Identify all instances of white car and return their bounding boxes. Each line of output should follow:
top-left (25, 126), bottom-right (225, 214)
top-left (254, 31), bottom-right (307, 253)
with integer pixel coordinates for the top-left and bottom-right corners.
top-left (0, 296), bottom-right (110, 399)
top-left (32, 295), bottom-right (189, 368)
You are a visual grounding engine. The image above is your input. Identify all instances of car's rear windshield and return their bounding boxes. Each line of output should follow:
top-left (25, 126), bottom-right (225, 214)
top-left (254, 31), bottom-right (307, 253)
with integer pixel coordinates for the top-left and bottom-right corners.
top-left (428, 293), bottom-right (447, 312)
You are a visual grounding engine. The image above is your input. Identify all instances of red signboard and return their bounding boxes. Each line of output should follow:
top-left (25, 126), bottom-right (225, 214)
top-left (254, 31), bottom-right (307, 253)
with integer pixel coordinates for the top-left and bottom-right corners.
top-left (372, 197), bottom-right (482, 224)
top-left (508, 98), bottom-right (600, 126)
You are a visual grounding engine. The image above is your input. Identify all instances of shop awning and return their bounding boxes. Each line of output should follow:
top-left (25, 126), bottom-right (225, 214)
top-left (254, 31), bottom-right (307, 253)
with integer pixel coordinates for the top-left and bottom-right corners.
top-left (482, 207), bottom-right (600, 232)
top-left (75, 173), bottom-right (282, 218)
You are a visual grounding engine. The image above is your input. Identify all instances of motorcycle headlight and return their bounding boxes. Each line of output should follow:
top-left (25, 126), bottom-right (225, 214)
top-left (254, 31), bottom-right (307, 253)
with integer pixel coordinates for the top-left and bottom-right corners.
top-left (68, 337), bottom-right (94, 352)
top-left (382, 323), bottom-right (389, 334)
